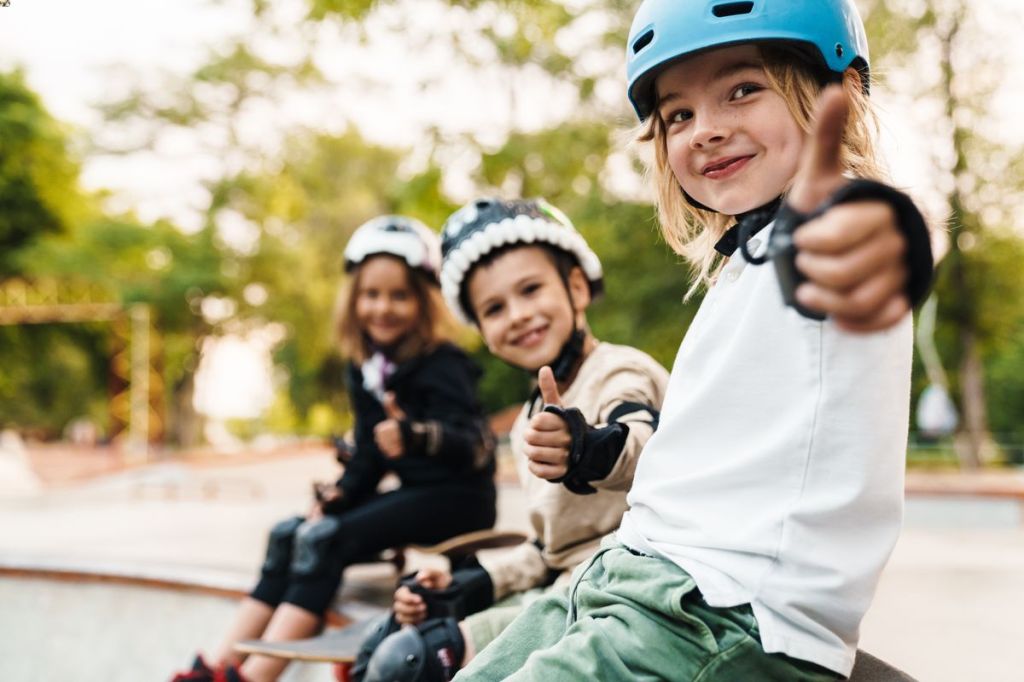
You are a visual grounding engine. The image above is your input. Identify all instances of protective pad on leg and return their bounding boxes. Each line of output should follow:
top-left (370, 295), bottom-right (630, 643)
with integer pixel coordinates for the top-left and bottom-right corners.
top-left (350, 613), bottom-right (401, 682)
top-left (291, 515), bottom-right (342, 577)
top-left (261, 515), bottom-right (304, 575)
top-left (364, 618), bottom-right (465, 682)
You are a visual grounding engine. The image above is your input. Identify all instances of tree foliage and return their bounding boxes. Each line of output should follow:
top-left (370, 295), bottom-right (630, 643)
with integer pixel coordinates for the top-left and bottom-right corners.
top-left (0, 70), bottom-right (83, 277)
top-left (7, 0), bottom-right (1022, 452)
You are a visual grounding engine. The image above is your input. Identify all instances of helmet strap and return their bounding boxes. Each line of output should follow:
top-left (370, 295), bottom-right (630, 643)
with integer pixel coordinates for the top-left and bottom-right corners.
top-left (517, 274), bottom-right (589, 390)
top-left (681, 186), bottom-right (715, 212)
top-left (550, 326), bottom-right (587, 382)
top-left (712, 195), bottom-right (783, 257)
top-left (549, 267), bottom-right (590, 382)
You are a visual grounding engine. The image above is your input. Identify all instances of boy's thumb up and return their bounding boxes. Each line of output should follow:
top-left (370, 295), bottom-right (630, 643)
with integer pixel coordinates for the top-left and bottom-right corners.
top-left (383, 392), bottom-right (406, 420)
top-left (787, 84), bottom-right (849, 213)
top-left (537, 366), bottom-right (564, 408)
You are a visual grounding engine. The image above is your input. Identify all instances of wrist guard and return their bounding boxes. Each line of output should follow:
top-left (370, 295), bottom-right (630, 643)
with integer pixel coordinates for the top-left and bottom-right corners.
top-left (399, 420), bottom-right (443, 457)
top-left (542, 405), bottom-right (629, 495)
top-left (333, 436), bottom-right (354, 464)
top-left (399, 563), bottom-right (494, 621)
top-left (740, 179), bottom-right (934, 319)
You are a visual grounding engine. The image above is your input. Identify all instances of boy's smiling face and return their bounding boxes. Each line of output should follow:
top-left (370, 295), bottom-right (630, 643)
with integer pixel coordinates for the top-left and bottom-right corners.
top-left (466, 245), bottom-right (590, 371)
top-left (655, 44), bottom-right (806, 215)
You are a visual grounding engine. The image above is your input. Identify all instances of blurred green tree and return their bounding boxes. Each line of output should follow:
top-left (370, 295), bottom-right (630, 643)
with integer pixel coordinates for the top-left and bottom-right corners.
top-left (869, 0), bottom-right (1024, 467)
top-left (0, 69), bottom-right (83, 277)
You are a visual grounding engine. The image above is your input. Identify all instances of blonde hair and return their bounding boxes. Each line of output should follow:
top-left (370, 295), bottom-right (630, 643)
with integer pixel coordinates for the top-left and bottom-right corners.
top-left (334, 255), bottom-right (461, 364)
top-left (639, 46), bottom-right (887, 298)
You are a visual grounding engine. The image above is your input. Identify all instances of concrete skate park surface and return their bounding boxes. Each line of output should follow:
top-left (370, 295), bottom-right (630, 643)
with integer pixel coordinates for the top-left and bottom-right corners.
top-left (2, 441), bottom-right (1022, 681)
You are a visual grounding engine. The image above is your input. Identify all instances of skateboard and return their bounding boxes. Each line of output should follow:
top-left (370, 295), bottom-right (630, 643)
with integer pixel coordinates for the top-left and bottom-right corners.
top-left (235, 618), bottom-right (377, 664)
top-left (407, 528), bottom-right (527, 561)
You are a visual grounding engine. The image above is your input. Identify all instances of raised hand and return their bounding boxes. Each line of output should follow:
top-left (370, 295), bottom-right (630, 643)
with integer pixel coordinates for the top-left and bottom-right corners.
top-left (788, 84), bottom-right (911, 332)
top-left (524, 366), bottom-right (572, 481)
top-left (374, 392), bottom-right (407, 459)
top-left (309, 481), bottom-right (343, 518)
top-left (393, 567), bottom-right (452, 625)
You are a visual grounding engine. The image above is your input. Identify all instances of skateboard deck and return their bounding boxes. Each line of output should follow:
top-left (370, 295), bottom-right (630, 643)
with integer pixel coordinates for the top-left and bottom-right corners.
top-left (410, 529), bottom-right (527, 558)
top-left (236, 618), bottom-right (377, 664)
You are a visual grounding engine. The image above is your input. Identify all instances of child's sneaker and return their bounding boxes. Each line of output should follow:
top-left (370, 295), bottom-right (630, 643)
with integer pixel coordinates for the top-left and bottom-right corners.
top-left (170, 654), bottom-right (216, 682)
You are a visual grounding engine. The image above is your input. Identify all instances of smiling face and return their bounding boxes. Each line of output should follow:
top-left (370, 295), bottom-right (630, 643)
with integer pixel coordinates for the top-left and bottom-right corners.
top-left (353, 255), bottom-right (421, 348)
top-left (655, 44), bottom-right (806, 216)
top-left (465, 246), bottom-right (590, 371)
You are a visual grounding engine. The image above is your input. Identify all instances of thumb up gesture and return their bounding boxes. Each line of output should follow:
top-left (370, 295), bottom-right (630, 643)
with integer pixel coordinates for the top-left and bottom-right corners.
top-left (524, 366), bottom-right (572, 481)
top-left (788, 84), bottom-right (911, 332)
top-left (374, 391), bottom-right (408, 459)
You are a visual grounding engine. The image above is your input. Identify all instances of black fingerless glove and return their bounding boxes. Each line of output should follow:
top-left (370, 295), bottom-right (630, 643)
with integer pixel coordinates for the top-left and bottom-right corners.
top-left (333, 436), bottom-right (354, 465)
top-left (399, 561), bottom-right (495, 620)
top-left (543, 405), bottom-right (629, 495)
top-left (741, 179), bottom-right (934, 319)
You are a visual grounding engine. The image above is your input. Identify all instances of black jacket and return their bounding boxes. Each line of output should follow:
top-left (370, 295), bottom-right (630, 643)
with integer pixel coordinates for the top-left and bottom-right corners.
top-left (337, 342), bottom-right (496, 505)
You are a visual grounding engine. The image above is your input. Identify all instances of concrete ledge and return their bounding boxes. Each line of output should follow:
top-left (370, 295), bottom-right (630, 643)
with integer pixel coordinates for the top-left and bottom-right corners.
top-left (0, 555), bottom-right (253, 599)
top-left (906, 471), bottom-right (1024, 500)
top-left (0, 555), bottom-right (390, 627)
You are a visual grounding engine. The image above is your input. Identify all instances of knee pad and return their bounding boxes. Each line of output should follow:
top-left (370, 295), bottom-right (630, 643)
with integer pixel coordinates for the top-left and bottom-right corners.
top-left (350, 613), bottom-right (401, 682)
top-left (261, 515), bottom-right (304, 575)
top-left (364, 618), bottom-right (465, 682)
top-left (290, 515), bottom-right (342, 577)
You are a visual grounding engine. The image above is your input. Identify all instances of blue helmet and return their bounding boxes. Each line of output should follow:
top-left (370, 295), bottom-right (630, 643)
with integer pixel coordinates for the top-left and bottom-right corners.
top-left (626, 0), bottom-right (870, 120)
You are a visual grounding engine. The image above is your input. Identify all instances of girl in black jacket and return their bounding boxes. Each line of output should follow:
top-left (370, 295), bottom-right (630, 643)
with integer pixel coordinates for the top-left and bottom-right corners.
top-left (174, 216), bottom-right (496, 682)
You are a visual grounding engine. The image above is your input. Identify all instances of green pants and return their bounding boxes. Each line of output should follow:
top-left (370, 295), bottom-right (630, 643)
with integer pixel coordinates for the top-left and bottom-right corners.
top-left (464, 585), bottom-right (564, 653)
top-left (455, 540), bottom-right (839, 681)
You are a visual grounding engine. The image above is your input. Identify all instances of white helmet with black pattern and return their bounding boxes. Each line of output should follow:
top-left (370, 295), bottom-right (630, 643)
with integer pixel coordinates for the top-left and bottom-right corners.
top-left (344, 215), bottom-right (442, 282)
top-left (440, 198), bottom-right (604, 324)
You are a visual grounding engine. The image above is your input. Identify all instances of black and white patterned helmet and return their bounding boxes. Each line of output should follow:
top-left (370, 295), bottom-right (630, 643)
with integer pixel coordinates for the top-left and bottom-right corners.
top-left (343, 215), bottom-right (441, 281)
top-left (440, 198), bottom-right (604, 323)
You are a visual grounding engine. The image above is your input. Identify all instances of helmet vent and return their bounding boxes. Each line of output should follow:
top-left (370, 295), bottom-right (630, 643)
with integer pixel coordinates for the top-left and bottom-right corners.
top-left (711, 2), bottom-right (754, 18)
top-left (632, 29), bottom-right (654, 54)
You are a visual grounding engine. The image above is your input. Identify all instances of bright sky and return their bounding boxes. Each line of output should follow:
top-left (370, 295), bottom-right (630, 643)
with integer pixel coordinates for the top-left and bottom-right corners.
top-left (2, 0), bottom-right (1022, 418)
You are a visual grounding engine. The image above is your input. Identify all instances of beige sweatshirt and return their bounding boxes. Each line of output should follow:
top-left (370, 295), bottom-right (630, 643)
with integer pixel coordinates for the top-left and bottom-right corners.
top-left (479, 342), bottom-right (669, 600)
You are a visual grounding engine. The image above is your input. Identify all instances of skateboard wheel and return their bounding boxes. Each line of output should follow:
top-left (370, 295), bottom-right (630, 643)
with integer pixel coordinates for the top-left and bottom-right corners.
top-left (333, 661), bottom-right (354, 682)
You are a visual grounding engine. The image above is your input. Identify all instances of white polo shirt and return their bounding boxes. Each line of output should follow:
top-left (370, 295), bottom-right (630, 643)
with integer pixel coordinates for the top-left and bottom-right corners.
top-left (617, 226), bottom-right (912, 676)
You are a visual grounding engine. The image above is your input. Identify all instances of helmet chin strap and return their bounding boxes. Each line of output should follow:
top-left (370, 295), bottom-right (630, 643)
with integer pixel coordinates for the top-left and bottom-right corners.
top-left (682, 187), bottom-right (784, 220)
top-left (546, 272), bottom-right (589, 383)
top-left (682, 187), bottom-right (714, 212)
top-left (548, 326), bottom-right (587, 382)
top-left (523, 324), bottom-right (586, 414)
top-left (517, 279), bottom-right (588, 404)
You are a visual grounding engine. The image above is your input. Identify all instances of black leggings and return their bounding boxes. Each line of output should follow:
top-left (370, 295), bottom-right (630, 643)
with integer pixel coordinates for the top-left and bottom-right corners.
top-left (250, 482), bottom-right (496, 615)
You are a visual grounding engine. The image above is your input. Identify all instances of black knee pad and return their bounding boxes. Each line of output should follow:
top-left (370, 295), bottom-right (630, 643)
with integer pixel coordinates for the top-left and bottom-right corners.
top-left (364, 618), bottom-right (465, 682)
top-left (290, 515), bottom-right (341, 577)
top-left (350, 613), bottom-right (401, 682)
top-left (261, 515), bottom-right (303, 575)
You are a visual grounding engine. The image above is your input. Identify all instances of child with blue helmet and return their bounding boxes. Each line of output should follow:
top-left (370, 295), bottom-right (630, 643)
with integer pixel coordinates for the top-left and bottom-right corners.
top-left (454, 1), bottom-right (933, 680)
